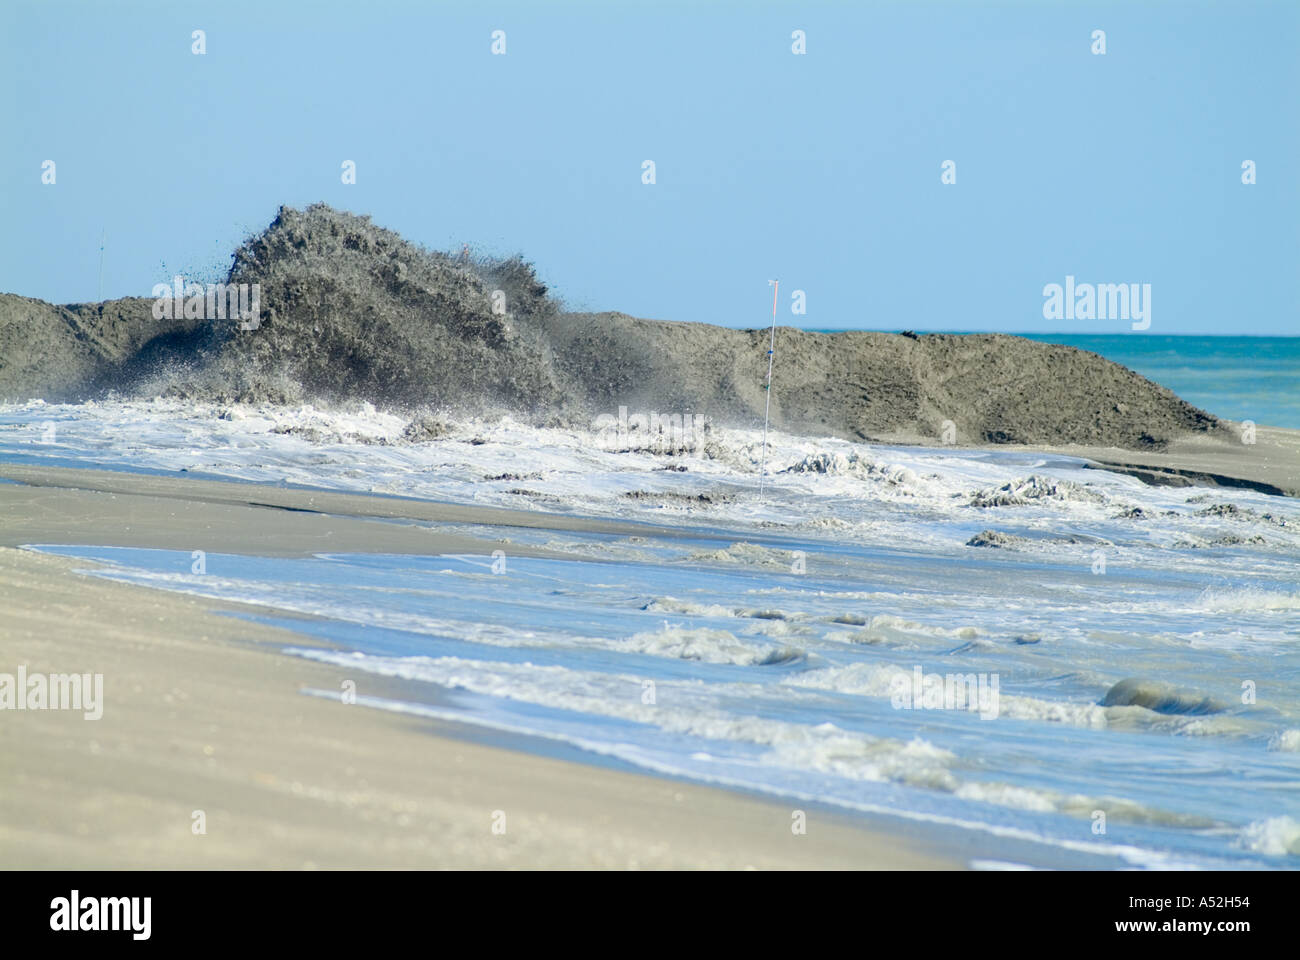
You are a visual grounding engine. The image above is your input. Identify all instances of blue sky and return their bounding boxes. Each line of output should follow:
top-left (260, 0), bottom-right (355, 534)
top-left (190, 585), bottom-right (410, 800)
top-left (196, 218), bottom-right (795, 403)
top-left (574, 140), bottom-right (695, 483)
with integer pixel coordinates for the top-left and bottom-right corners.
top-left (2, 0), bottom-right (1295, 334)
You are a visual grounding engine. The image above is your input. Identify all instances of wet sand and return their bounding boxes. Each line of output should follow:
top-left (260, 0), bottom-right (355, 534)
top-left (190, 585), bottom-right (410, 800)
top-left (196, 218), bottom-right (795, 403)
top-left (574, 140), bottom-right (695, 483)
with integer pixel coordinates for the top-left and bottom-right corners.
top-left (1053, 424), bottom-right (1300, 498)
top-left (2, 425), bottom-right (1294, 869)
top-left (0, 473), bottom-right (953, 869)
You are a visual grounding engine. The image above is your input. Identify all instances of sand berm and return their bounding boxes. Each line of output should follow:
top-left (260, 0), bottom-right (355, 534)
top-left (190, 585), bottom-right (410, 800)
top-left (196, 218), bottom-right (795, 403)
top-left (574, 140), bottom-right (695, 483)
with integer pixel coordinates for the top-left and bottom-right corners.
top-left (0, 203), bottom-right (1222, 452)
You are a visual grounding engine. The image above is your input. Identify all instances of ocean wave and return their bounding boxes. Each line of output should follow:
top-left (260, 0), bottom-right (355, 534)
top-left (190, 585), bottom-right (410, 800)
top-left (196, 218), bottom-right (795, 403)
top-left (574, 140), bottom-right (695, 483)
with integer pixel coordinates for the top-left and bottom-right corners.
top-left (287, 648), bottom-right (957, 788)
top-left (1267, 729), bottom-right (1300, 752)
top-left (957, 783), bottom-right (1217, 828)
top-left (842, 616), bottom-right (980, 645)
top-left (1099, 678), bottom-right (1227, 715)
top-left (1187, 587), bottom-right (1300, 614)
top-left (642, 596), bottom-right (738, 618)
top-left (785, 663), bottom-right (1245, 736)
top-left (769, 733), bottom-right (956, 790)
top-left (623, 625), bottom-right (803, 666)
top-left (1239, 816), bottom-right (1300, 857)
top-left (681, 542), bottom-right (804, 569)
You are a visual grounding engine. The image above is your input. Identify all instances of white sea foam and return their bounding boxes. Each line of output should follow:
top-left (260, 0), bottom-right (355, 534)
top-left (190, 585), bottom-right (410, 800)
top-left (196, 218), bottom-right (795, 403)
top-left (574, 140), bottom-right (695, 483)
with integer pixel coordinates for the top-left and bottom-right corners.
top-left (289, 648), bottom-right (949, 786)
top-left (1267, 729), bottom-right (1300, 752)
top-left (1187, 587), bottom-right (1300, 614)
top-left (8, 397), bottom-right (1300, 870)
top-left (1239, 817), bottom-right (1300, 857)
top-left (623, 625), bottom-right (803, 665)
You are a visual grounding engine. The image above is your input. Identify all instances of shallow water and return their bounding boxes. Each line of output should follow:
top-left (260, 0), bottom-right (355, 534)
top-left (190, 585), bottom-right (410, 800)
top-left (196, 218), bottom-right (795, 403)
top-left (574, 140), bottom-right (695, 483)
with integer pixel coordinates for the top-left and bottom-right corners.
top-left (5, 398), bottom-right (1299, 867)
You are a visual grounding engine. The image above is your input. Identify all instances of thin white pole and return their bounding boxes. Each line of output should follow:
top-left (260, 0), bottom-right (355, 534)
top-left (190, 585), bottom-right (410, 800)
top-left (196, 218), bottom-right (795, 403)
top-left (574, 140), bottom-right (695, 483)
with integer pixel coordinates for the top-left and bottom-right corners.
top-left (759, 279), bottom-right (779, 497)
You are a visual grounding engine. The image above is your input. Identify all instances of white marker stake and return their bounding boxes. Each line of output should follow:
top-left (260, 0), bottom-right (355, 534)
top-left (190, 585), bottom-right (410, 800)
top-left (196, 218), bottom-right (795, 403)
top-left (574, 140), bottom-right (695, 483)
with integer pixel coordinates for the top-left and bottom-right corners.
top-left (759, 279), bottom-right (779, 498)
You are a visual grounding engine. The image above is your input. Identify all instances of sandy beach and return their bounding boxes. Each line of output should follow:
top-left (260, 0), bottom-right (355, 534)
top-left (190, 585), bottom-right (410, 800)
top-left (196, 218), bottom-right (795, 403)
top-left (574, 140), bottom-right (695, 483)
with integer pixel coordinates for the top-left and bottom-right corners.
top-left (4, 423), bottom-right (1296, 868)
top-left (0, 467), bottom-right (957, 869)
top-left (0, 200), bottom-right (1293, 873)
top-left (4, 0), bottom-right (1299, 926)
top-left (1026, 425), bottom-right (1300, 498)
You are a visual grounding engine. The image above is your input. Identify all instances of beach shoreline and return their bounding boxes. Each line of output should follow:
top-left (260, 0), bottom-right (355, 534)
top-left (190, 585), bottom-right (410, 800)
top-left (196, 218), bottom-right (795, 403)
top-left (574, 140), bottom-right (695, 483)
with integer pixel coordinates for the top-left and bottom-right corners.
top-left (1021, 425), bottom-right (1300, 499)
top-left (0, 466), bottom-right (970, 869)
top-left (2, 428), bottom-right (1295, 869)
top-left (846, 425), bottom-right (1298, 499)
top-left (0, 545), bottom-right (960, 869)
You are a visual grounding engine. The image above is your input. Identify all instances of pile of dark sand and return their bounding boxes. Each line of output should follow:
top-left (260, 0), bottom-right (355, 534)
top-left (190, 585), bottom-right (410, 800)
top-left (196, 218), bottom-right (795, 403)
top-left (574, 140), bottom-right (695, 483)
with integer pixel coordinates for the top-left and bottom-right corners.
top-left (542, 314), bottom-right (1219, 448)
top-left (0, 204), bottom-right (1220, 450)
top-left (0, 294), bottom-right (205, 402)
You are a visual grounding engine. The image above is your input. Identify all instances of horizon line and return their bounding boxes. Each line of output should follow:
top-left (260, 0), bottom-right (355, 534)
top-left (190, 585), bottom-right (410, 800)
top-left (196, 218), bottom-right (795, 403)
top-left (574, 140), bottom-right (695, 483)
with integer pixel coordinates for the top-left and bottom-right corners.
top-left (800, 329), bottom-right (1299, 338)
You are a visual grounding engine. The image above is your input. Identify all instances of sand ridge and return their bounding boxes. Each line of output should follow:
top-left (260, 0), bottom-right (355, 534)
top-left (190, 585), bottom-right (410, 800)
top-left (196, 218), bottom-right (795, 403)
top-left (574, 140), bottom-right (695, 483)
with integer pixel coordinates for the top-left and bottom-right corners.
top-left (1, 204), bottom-right (1220, 452)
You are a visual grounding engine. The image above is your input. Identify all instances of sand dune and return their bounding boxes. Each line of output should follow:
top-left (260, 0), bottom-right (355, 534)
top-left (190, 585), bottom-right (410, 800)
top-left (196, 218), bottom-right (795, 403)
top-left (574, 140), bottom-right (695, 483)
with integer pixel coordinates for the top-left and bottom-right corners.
top-left (1, 204), bottom-right (1221, 452)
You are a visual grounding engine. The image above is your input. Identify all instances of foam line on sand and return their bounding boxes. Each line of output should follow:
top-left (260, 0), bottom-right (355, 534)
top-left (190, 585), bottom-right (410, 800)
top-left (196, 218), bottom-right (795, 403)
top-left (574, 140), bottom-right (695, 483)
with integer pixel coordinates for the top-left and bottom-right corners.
top-left (0, 478), bottom-right (956, 868)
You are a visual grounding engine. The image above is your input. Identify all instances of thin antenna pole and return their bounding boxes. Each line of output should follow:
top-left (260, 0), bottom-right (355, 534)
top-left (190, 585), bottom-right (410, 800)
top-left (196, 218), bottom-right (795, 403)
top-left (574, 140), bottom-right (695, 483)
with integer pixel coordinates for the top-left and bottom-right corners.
top-left (759, 279), bottom-right (779, 497)
top-left (97, 229), bottom-right (106, 302)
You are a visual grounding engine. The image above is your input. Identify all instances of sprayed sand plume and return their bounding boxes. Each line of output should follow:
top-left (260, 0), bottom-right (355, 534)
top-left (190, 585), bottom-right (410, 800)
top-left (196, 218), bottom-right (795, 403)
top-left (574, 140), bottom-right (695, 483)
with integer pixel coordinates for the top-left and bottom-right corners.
top-left (1, 204), bottom-right (1221, 450)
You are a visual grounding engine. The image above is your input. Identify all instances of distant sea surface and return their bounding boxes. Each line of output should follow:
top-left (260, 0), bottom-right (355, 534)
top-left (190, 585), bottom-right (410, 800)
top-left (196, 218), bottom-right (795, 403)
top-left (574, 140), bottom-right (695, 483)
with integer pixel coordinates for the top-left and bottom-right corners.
top-left (1019, 335), bottom-right (1296, 430)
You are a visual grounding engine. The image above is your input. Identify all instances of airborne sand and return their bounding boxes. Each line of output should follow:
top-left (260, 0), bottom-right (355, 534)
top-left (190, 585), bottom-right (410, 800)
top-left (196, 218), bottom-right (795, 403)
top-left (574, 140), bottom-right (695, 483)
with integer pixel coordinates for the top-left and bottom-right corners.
top-left (0, 204), bottom-right (1223, 451)
top-left (2, 204), bottom-right (1295, 868)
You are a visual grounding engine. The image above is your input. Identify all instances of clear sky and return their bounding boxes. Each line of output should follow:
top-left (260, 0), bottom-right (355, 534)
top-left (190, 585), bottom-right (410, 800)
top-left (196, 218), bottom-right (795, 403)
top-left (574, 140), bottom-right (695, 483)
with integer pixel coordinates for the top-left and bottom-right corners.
top-left (2, 0), bottom-right (1296, 335)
